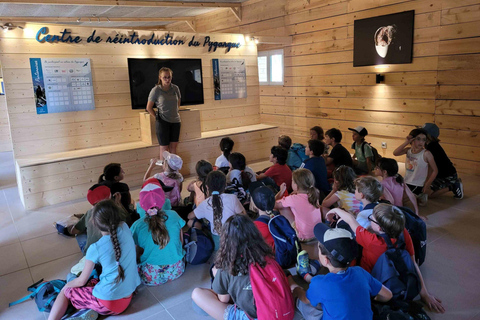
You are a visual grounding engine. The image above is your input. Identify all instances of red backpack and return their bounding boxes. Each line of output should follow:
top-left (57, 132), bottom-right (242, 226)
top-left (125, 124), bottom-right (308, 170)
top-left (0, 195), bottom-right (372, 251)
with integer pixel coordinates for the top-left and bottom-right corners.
top-left (249, 257), bottom-right (295, 320)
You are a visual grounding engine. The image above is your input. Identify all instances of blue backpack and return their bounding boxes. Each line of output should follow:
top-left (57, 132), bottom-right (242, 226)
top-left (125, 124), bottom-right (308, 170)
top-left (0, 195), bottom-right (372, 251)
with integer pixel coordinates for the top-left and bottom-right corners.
top-left (288, 143), bottom-right (309, 170)
top-left (398, 206), bottom-right (427, 266)
top-left (258, 215), bottom-right (300, 269)
top-left (9, 278), bottom-right (66, 312)
top-left (184, 227), bottom-right (214, 265)
top-left (371, 233), bottom-right (421, 301)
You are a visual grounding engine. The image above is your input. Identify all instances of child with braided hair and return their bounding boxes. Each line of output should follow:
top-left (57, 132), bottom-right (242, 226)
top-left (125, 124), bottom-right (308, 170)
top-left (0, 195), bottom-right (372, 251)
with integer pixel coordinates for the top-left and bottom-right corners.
top-left (130, 183), bottom-right (186, 285)
top-left (48, 200), bottom-right (140, 320)
top-left (188, 170), bottom-right (245, 250)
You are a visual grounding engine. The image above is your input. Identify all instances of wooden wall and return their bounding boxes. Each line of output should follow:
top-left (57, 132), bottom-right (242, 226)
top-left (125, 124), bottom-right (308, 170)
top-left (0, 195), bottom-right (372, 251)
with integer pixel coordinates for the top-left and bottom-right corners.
top-left (0, 94), bottom-right (12, 152)
top-left (0, 24), bottom-right (259, 158)
top-left (179, 0), bottom-right (480, 174)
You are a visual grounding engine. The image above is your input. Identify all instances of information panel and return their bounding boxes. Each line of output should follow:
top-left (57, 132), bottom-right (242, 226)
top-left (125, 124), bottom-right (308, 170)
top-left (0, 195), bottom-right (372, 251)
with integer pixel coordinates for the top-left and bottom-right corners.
top-left (212, 59), bottom-right (247, 100)
top-left (30, 58), bottom-right (95, 114)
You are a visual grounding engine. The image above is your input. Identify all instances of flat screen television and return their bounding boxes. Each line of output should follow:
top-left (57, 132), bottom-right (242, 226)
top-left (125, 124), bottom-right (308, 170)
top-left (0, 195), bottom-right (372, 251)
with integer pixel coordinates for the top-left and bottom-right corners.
top-left (354, 10), bottom-right (414, 67)
top-left (127, 58), bottom-right (204, 109)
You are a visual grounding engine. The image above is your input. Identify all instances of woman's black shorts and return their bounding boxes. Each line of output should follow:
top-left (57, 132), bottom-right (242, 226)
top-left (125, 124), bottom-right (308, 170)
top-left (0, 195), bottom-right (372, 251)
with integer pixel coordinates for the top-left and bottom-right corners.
top-left (156, 116), bottom-right (181, 146)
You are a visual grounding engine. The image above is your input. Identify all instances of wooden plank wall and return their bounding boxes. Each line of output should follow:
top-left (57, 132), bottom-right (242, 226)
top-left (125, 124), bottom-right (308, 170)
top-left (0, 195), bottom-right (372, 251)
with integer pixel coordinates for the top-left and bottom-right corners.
top-left (0, 24), bottom-right (260, 158)
top-left (0, 94), bottom-right (12, 152)
top-left (179, 0), bottom-right (480, 174)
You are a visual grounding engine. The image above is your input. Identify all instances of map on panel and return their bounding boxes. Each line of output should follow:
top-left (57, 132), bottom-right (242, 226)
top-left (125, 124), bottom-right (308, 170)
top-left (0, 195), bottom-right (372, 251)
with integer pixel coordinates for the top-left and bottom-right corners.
top-left (29, 58), bottom-right (95, 114)
top-left (212, 59), bottom-right (247, 100)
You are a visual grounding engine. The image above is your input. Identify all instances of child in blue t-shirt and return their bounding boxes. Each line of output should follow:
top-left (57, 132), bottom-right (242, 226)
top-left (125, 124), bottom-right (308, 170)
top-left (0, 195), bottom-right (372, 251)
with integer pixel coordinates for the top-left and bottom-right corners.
top-left (48, 200), bottom-right (141, 320)
top-left (289, 223), bottom-right (392, 320)
top-left (130, 182), bottom-right (186, 286)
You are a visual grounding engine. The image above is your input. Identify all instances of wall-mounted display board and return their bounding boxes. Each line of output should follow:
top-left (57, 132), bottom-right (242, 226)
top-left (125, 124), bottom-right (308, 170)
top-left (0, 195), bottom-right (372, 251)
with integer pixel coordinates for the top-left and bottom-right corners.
top-left (29, 58), bottom-right (95, 114)
top-left (212, 59), bottom-right (247, 100)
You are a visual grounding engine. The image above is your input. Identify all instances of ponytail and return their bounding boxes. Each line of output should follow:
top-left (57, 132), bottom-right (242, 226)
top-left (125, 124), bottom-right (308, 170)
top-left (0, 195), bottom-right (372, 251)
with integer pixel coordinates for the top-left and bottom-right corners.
top-left (240, 171), bottom-right (252, 190)
top-left (206, 170), bottom-right (227, 234)
top-left (146, 208), bottom-right (170, 249)
top-left (307, 185), bottom-right (321, 208)
top-left (98, 173), bottom-right (106, 184)
top-left (395, 173), bottom-right (404, 184)
top-left (109, 225), bottom-right (126, 284)
top-left (92, 200), bottom-right (125, 284)
top-left (99, 163), bottom-right (122, 183)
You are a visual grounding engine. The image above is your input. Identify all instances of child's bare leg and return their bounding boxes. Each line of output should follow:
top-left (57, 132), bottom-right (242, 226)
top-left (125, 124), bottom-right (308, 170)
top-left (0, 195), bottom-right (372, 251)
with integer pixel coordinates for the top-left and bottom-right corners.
top-left (47, 289), bottom-right (69, 320)
top-left (191, 288), bottom-right (229, 320)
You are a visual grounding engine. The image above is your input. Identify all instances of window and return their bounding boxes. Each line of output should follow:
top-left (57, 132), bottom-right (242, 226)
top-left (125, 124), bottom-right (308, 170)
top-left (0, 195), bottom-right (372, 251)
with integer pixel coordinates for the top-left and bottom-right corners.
top-left (258, 49), bottom-right (284, 85)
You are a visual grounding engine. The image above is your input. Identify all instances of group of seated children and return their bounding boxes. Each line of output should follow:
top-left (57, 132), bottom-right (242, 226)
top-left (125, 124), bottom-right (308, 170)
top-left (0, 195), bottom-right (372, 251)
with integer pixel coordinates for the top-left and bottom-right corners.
top-left (52, 122), bottom-right (456, 319)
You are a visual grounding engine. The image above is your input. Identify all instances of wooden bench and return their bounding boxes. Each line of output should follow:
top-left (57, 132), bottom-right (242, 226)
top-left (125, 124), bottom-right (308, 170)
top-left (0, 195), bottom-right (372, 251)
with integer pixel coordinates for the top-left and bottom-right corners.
top-left (15, 122), bottom-right (279, 210)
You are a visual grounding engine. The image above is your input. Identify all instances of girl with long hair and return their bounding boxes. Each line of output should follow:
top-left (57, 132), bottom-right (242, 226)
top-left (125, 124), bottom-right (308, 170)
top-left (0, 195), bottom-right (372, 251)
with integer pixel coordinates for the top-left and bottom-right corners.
top-left (48, 200), bottom-right (140, 320)
top-left (322, 165), bottom-right (363, 216)
top-left (188, 170), bottom-right (245, 250)
top-left (130, 183), bottom-right (186, 285)
top-left (275, 168), bottom-right (322, 241)
top-left (226, 152), bottom-right (256, 190)
top-left (187, 159), bottom-right (213, 206)
top-left (215, 137), bottom-right (234, 174)
top-left (192, 215), bottom-right (291, 320)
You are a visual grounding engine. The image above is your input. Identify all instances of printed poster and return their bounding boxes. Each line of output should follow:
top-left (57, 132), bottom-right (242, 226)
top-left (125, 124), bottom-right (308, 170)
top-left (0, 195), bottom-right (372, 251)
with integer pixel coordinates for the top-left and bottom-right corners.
top-left (212, 59), bottom-right (247, 100)
top-left (30, 58), bottom-right (95, 114)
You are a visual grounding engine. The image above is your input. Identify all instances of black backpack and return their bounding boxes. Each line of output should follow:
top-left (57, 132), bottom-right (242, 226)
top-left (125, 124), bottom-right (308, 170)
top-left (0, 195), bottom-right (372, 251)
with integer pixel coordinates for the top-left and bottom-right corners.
top-left (397, 206), bottom-right (427, 266)
top-left (371, 233), bottom-right (421, 301)
top-left (352, 141), bottom-right (382, 167)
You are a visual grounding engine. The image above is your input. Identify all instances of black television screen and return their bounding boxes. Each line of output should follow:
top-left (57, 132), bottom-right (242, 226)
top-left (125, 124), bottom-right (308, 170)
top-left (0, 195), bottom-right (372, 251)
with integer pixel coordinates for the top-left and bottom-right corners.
top-left (354, 10), bottom-right (414, 67)
top-left (127, 58), bottom-right (204, 109)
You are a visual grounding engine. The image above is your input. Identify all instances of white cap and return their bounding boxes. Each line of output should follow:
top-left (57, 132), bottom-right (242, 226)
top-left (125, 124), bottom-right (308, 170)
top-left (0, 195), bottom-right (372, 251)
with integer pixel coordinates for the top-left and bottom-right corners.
top-left (163, 151), bottom-right (183, 171)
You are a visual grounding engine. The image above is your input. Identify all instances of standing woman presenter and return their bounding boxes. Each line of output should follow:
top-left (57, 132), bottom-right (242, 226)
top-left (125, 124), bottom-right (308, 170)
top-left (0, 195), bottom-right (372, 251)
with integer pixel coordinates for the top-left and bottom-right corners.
top-left (146, 67), bottom-right (181, 166)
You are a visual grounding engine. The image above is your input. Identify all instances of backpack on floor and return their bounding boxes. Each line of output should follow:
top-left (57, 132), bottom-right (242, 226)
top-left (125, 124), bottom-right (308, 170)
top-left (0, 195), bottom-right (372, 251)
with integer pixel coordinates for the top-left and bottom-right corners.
top-left (398, 206), bottom-right (427, 266)
top-left (9, 278), bottom-right (66, 312)
top-left (184, 226), bottom-right (214, 265)
top-left (267, 215), bottom-right (300, 269)
top-left (225, 177), bottom-right (249, 206)
top-left (372, 300), bottom-right (431, 320)
top-left (352, 141), bottom-right (382, 168)
top-left (249, 257), bottom-right (295, 320)
top-left (371, 233), bottom-right (421, 301)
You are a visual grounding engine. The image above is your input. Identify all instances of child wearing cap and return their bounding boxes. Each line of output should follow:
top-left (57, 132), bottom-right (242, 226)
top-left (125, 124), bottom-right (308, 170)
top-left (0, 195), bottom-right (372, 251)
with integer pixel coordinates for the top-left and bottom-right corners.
top-left (289, 223), bottom-right (392, 320)
top-left (130, 182), bottom-right (186, 286)
top-left (349, 126), bottom-right (373, 174)
top-left (329, 203), bottom-right (445, 313)
top-left (250, 183), bottom-right (276, 250)
top-left (421, 123), bottom-right (463, 199)
top-left (144, 151), bottom-right (184, 207)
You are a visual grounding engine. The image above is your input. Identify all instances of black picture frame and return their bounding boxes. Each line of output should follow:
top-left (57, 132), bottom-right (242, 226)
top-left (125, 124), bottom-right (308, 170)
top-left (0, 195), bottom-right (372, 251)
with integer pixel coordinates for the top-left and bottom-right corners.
top-left (353, 10), bottom-right (415, 67)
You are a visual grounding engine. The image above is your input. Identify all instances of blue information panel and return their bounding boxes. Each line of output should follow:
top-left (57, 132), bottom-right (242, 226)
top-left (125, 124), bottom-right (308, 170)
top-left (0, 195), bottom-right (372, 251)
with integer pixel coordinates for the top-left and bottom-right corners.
top-left (30, 58), bottom-right (95, 114)
top-left (212, 59), bottom-right (247, 100)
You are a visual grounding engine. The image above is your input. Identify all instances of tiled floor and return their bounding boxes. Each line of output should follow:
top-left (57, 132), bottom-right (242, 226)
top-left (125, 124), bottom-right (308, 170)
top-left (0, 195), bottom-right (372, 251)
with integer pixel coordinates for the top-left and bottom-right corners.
top-left (0, 151), bottom-right (479, 319)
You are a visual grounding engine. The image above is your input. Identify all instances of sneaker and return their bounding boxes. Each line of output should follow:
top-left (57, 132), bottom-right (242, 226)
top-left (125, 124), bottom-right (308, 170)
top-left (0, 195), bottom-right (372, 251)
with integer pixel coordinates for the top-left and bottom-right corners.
top-left (453, 180), bottom-right (464, 199)
top-left (296, 250), bottom-right (311, 279)
top-left (416, 193), bottom-right (428, 207)
top-left (309, 259), bottom-right (321, 276)
top-left (155, 160), bottom-right (164, 166)
top-left (62, 309), bottom-right (98, 320)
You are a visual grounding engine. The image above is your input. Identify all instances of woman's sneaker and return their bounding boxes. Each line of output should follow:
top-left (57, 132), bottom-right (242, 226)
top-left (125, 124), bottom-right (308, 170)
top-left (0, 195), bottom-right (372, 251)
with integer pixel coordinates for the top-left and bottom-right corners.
top-left (452, 180), bottom-right (464, 199)
top-left (296, 250), bottom-right (311, 279)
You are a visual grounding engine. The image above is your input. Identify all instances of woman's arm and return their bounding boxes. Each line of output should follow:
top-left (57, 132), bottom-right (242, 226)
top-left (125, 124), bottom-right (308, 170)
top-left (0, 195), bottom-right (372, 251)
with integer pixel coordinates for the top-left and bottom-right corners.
top-left (411, 255), bottom-right (445, 313)
top-left (144, 158), bottom-right (157, 182)
top-left (146, 100), bottom-right (156, 118)
top-left (393, 136), bottom-right (413, 156)
top-left (423, 151), bottom-right (438, 195)
top-left (65, 259), bottom-right (95, 289)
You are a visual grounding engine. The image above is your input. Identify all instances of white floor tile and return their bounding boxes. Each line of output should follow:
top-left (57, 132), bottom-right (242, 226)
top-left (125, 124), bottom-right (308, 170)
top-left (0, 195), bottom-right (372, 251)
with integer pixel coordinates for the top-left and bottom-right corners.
top-left (30, 252), bottom-right (84, 283)
top-left (22, 233), bottom-right (81, 267)
top-left (0, 242), bottom-right (28, 276)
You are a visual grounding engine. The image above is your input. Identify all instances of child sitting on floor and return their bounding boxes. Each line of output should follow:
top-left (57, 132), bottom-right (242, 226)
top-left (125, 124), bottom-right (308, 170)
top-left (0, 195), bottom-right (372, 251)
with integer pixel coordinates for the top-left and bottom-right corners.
top-left (188, 170), bottom-right (246, 250)
top-left (349, 126), bottom-right (373, 174)
top-left (226, 152), bottom-right (256, 188)
top-left (275, 168), bottom-right (322, 242)
top-left (289, 223), bottom-right (392, 320)
top-left (328, 203), bottom-right (445, 313)
top-left (186, 160), bottom-right (213, 207)
top-left (250, 183), bottom-right (276, 251)
top-left (256, 146), bottom-right (292, 195)
top-left (144, 151), bottom-right (184, 207)
top-left (301, 139), bottom-right (331, 197)
top-left (322, 165), bottom-right (363, 217)
top-left (215, 137), bottom-right (234, 175)
top-left (393, 128), bottom-right (438, 206)
top-left (48, 200), bottom-right (141, 320)
top-left (130, 182), bottom-right (185, 286)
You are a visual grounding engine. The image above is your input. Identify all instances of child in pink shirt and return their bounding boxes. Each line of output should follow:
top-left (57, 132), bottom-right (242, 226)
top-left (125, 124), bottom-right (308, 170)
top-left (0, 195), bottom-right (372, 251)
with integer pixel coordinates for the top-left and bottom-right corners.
top-left (275, 168), bottom-right (322, 241)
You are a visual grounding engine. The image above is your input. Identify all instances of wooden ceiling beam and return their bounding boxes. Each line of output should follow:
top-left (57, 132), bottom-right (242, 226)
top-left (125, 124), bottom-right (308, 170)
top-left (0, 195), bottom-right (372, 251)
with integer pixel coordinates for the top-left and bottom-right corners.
top-left (0, 16), bottom-right (193, 23)
top-left (0, 0), bottom-right (241, 8)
